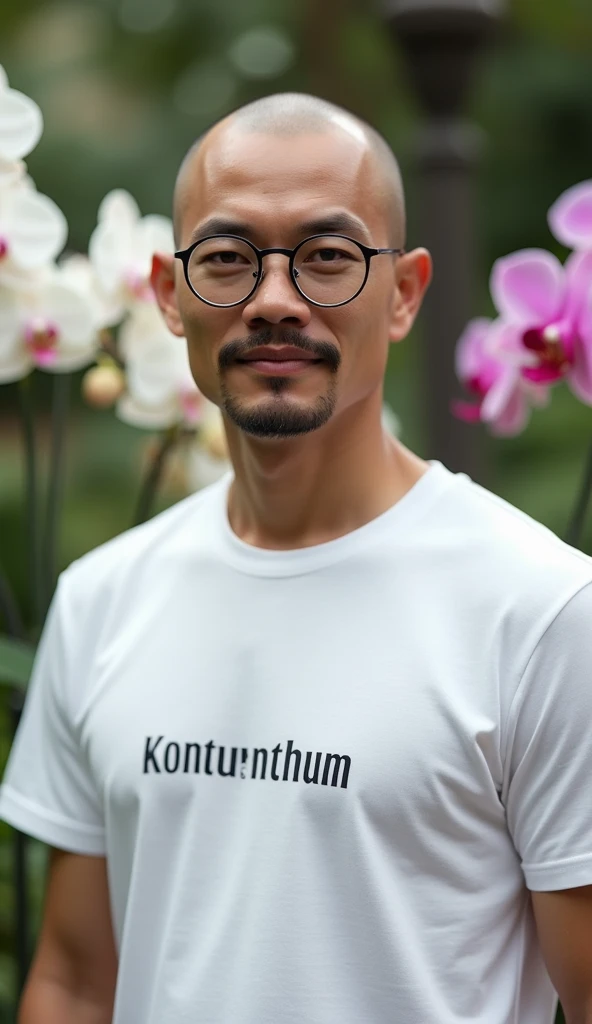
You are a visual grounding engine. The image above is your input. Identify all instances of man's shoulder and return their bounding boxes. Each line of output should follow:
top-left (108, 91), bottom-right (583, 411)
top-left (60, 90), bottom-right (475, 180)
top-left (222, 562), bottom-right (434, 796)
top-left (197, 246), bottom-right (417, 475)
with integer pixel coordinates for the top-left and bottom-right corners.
top-left (440, 468), bottom-right (592, 603)
top-left (60, 475), bottom-right (226, 604)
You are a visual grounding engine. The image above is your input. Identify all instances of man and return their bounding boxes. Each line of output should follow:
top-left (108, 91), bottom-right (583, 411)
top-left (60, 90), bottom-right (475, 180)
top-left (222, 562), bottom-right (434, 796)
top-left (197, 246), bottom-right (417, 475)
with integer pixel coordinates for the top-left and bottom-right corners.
top-left (1, 92), bottom-right (592, 1024)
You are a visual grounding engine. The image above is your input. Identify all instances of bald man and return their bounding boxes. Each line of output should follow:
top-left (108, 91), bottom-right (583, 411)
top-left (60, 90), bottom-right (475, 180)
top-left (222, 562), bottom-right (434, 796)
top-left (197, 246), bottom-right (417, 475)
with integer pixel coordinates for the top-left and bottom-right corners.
top-left (3, 93), bottom-right (592, 1024)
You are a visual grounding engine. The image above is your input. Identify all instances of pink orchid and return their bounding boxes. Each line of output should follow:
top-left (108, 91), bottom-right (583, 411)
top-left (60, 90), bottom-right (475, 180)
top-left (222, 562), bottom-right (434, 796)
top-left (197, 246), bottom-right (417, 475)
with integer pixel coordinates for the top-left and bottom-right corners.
top-left (548, 180), bottom-right (592, 251)
top-left (452, 317), bottom-right (549, 436)
top-left (489, 248), bottom-right (592, 405)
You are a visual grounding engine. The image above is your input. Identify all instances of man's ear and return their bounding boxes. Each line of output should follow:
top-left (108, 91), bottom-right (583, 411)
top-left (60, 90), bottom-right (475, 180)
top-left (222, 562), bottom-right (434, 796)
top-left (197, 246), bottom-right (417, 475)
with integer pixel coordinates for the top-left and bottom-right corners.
top-left (150, 252), bottom-right (186, 337)
top-left (388, 248), bottom-right (433, 343)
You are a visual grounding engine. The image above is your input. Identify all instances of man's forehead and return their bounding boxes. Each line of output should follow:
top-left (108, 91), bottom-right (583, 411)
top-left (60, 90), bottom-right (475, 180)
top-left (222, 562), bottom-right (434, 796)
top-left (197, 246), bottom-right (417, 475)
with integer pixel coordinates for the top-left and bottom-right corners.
top-left (177, 125), bottom-right (389, 243)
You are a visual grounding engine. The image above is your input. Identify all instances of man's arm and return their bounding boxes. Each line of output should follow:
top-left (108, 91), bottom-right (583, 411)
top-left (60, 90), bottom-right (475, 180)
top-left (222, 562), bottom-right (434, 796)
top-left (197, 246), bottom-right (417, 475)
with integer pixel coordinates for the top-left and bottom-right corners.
top-left (18, 847), bottom-right (118, 1024)
top-left (531, 885), bottom-right (592, 1024)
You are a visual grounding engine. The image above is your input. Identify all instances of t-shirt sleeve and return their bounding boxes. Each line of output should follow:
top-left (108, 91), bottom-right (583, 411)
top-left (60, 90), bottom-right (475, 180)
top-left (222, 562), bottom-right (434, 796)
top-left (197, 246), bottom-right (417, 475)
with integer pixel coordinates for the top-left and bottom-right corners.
top-left (503, 579), bottom-right (592, 891)
top-left (0, 573), bottom-right (106, 855)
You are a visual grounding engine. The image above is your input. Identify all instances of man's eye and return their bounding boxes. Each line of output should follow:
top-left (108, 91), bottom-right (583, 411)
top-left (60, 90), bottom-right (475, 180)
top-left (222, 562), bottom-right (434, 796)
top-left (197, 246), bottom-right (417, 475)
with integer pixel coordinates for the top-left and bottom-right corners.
top-left (208, 251), bottom-right (246, 264)
top-left (313, 249), bottom-right (343, 262)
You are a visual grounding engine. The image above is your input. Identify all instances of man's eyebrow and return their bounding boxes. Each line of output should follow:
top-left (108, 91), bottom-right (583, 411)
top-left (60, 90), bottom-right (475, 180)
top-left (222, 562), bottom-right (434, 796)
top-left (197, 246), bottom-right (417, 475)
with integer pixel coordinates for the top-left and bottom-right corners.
top-left (296, 213), bottom-right (372, 242)
top-left (187, 217), bottom-right (252, 245)
top-left (185, 212), bottom-right (373, 248)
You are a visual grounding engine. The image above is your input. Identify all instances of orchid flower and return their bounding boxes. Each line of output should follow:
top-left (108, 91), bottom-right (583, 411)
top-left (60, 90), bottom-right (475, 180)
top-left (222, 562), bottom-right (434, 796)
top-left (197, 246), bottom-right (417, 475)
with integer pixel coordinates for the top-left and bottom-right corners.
top-left (548, 180), bottom-right (592, 252)
top-left (489, 248), bottom-right (592, 405)
top-left (89, 190), bottom-right (175, 323)
top-left (116, 303), bottom-right (203, 430)
top-left (0, 64), bottom-right (43, 165)
top-left (452, 317), bottom-right (549, 436)
top-left (0, 267), bottom-right (98, 382)
top-left (0, 177), bottom-right (68, 289)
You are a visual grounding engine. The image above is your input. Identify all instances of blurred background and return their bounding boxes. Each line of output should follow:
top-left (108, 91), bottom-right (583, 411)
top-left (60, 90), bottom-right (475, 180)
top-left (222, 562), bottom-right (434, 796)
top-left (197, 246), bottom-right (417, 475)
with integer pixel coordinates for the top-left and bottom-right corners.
top-left (1, 0), bottom-right (592, 1017)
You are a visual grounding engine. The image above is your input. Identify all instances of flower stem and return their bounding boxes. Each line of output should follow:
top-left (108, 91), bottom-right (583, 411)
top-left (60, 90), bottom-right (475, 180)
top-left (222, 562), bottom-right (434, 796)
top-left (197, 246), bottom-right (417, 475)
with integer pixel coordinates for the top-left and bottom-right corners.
top-left (565, 436), bottom-right (592, 550)
top-left (18, 376), bottom-right (43, 633)
top-left (44, 373), bottom-right (71, 616)
top-left (132, 428), bottom-right (178, 527)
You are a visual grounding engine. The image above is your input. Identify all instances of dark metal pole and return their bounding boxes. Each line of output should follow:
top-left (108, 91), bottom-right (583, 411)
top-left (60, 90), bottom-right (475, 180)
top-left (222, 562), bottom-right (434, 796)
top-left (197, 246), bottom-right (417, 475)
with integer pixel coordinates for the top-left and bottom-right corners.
top-left (383, 0), bottom-right (504, 482)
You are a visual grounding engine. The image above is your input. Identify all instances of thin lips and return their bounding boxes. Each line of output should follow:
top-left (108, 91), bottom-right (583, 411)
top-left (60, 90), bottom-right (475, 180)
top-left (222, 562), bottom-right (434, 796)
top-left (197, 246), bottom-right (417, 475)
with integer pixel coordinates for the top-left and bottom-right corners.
top-left (239, 346), bottom-right (321, 362)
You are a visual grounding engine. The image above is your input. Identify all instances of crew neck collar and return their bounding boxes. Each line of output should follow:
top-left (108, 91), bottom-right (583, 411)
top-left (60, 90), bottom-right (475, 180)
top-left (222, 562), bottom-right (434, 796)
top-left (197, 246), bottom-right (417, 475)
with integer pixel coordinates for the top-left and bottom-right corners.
top-left (210, 460), bottom-right (456, 578)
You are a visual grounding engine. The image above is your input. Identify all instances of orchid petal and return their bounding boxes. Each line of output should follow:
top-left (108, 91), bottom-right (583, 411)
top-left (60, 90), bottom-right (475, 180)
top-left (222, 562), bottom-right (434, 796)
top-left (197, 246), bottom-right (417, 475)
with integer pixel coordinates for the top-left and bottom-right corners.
top-left (567, 287), bottom-right (592, 405)
top-left (0, 159), bottom-right (25, 188)
top-left (116, 392), bottom-right (179, 430)
top-left (41, 280), bottom-right (97, 349)
top-left (0, 85), bottom-right (43, 161)
top-left (564, 250), bottom-right (592, 326)
top-left (89, 216), bottom-right (136, 295)
top-left (490, 249), bottom-right (565, 326)
top-left (454, 317), bottom-right (495, 380)
top-left (97, 189), bottom-right (140, 225)
top-left (0, 66), bottom-right (8, 90)
top-left (488, 386), bottom-right (531, 437)
top-left (548, 181), bottom-right (592, 250)
top-left (480, 365), bottom-right (521, 425)
top-left (4, 188), bottom-right (67, 268)
top-left (138, 215), bottom-right (175, 258)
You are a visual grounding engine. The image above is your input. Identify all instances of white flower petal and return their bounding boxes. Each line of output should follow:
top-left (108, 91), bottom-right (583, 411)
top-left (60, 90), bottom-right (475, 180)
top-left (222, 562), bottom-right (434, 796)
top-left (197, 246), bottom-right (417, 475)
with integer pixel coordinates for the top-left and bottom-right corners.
top-left (116, 392), bottom-right (178, 429)
top-left (4, 188), bottom-right (67, 268)
top-left (97, 189), bottom-right (140, 225)
top-left (0, 158), bottom-right (26, 188)
top-left (0, 66), bottom-right (8, 90)
top-left (0, 284), bottom-right (23, 356)
top-left (41, 279), bottom-right (97, 349)
top-left (137, 214), bottom-right (175, 262)
top-left (0, 349), bottom-right (32, 383)
top-left (42, 348), bottom-right (96, 374)
top-left (89, 215), bottom-right (136, 295)
top-left (58, 254), bottom-right (121, 330)
top-left (0, 86), bottom-right (43, 161)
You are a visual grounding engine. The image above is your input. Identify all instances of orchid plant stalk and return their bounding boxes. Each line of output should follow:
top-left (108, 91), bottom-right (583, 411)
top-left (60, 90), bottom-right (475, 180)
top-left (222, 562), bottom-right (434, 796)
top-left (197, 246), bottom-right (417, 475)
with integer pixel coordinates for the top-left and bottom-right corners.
top-left (452, 179), bottom-right (592, 552)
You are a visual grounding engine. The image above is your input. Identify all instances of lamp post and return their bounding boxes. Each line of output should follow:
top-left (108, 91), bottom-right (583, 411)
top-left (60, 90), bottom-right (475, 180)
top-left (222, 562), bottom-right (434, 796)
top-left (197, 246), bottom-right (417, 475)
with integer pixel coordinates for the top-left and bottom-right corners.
top-left (384, 0), bottom-right (504, 481)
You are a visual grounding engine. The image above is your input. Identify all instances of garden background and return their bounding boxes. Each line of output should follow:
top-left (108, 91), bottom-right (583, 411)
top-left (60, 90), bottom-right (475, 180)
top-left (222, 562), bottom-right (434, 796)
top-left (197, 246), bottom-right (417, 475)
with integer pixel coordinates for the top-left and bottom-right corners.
top-left (1, 0), bottom-right (592, 1018)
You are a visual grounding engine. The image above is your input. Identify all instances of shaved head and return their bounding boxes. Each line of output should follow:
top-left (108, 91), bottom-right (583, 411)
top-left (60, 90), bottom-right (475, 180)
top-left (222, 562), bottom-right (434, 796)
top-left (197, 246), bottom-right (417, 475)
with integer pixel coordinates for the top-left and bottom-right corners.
top-left (173, 92), bottom-right (406, 248)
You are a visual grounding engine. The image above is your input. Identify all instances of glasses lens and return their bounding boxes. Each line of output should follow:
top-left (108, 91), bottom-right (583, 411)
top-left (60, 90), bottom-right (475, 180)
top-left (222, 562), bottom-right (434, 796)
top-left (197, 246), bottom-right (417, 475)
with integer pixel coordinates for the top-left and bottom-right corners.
top-left (294, 235), bottom-right (366, 306)
top-left (187, 237), bottom-right (259, 305)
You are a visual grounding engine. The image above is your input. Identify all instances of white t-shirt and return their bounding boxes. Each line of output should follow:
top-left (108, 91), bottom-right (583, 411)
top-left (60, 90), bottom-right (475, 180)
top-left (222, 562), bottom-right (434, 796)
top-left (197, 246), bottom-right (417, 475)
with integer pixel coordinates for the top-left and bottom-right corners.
top-left (2, 459), bottom-right (592, 1024)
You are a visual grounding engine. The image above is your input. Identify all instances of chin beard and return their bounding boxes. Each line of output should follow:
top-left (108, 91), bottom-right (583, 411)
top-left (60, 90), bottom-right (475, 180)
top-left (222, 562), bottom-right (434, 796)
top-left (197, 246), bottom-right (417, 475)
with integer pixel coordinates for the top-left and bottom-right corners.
top-left (219, 379), bottom-right (337, 438)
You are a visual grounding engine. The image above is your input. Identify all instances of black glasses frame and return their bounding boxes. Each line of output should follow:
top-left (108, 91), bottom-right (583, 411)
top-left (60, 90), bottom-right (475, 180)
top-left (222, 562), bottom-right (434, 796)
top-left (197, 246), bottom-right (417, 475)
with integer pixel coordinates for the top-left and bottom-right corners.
top-left (174, 233), bottom-right (405, 309)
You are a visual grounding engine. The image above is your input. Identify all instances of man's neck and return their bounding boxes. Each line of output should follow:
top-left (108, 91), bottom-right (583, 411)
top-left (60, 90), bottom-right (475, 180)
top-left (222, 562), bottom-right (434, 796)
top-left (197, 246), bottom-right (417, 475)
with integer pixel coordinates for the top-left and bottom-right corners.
top-left (223, 397), bottom-right (430, 551)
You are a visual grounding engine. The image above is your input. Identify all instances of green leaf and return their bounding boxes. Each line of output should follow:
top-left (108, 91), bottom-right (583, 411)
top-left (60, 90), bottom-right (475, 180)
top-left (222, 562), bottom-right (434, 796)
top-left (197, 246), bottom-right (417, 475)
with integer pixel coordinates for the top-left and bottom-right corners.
top-left (0, 636), bottom-right (36, 689)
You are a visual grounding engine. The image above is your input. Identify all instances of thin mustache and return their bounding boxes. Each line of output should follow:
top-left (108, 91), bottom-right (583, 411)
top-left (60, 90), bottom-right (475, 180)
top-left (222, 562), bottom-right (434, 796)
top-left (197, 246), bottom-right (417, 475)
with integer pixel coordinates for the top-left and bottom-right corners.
top-left (218, 329), bottom-right (340, 371)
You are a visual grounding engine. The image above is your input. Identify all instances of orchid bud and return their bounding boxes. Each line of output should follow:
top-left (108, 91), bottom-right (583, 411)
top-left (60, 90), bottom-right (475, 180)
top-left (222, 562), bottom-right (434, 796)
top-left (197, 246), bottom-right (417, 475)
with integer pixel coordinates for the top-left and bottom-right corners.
top-left (82, 363), bottom-right (125, 408)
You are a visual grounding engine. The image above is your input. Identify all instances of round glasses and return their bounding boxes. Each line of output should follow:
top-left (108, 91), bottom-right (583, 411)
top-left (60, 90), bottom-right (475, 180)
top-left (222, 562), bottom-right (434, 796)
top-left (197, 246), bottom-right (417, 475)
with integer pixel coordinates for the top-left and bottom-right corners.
top-left (174, 233), bottom-right (404, 309)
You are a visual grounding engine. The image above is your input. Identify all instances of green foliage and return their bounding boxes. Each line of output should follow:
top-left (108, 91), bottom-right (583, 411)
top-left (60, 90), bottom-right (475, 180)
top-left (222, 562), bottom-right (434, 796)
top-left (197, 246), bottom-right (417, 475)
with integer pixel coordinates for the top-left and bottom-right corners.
top-left (0, 640), bottom-right (35, 691)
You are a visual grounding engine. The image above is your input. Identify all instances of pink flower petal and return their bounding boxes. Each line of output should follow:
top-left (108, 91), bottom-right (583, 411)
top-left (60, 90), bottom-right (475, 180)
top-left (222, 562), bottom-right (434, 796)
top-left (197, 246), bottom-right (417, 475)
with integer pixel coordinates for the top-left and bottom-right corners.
top-left (548, 181), bottom-right (592, 250)
top-left (450, 399), bottom-right (482, 423)
top-left (454, 317), bottom-right (494, 380)
top-left (489, 387), bottom-right (531, 437)
top-left (490, 249), bottom-right (566, 326)
top-left (567, 288), bottom-right (592, 405)
top-left (481, 365), bottom-right (527, 436)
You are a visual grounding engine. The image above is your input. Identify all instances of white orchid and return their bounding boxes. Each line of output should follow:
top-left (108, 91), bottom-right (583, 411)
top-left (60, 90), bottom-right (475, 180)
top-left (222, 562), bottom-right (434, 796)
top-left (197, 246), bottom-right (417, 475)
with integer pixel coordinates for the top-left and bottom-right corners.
top-left (0, 177), bottom-right (68, 289)
top-left (116, 302), bottom-right (203, 429)
top-left (89, 190), bottom-right (175, 324)
top-left (0, 266), bottom-right (98, 382)
top-left (59, 253), bottom-right (121, 331)
top-left (0, 64), bottom-right (43, 165)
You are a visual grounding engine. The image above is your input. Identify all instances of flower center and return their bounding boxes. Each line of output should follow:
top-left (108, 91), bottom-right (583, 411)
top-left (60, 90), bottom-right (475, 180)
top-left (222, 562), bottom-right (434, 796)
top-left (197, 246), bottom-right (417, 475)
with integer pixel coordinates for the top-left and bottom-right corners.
top-left (0, 237), bottom-right (9, 260)
top-left (522, 324), bottom-right (570, 372)
top-left (24, 317), bottom-right (60, 367)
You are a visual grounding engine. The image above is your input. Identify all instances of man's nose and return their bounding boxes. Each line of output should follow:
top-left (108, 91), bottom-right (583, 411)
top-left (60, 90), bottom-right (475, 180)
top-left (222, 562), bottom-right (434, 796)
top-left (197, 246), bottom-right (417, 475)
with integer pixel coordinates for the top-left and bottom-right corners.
top-left (242, 255), bottom-right (312, 327)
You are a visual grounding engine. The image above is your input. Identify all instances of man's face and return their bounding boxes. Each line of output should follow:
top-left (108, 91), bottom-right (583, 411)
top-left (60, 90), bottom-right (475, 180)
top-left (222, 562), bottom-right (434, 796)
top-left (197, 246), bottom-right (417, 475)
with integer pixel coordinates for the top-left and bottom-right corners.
top-left (157, 124), bottom-right (426, 440)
